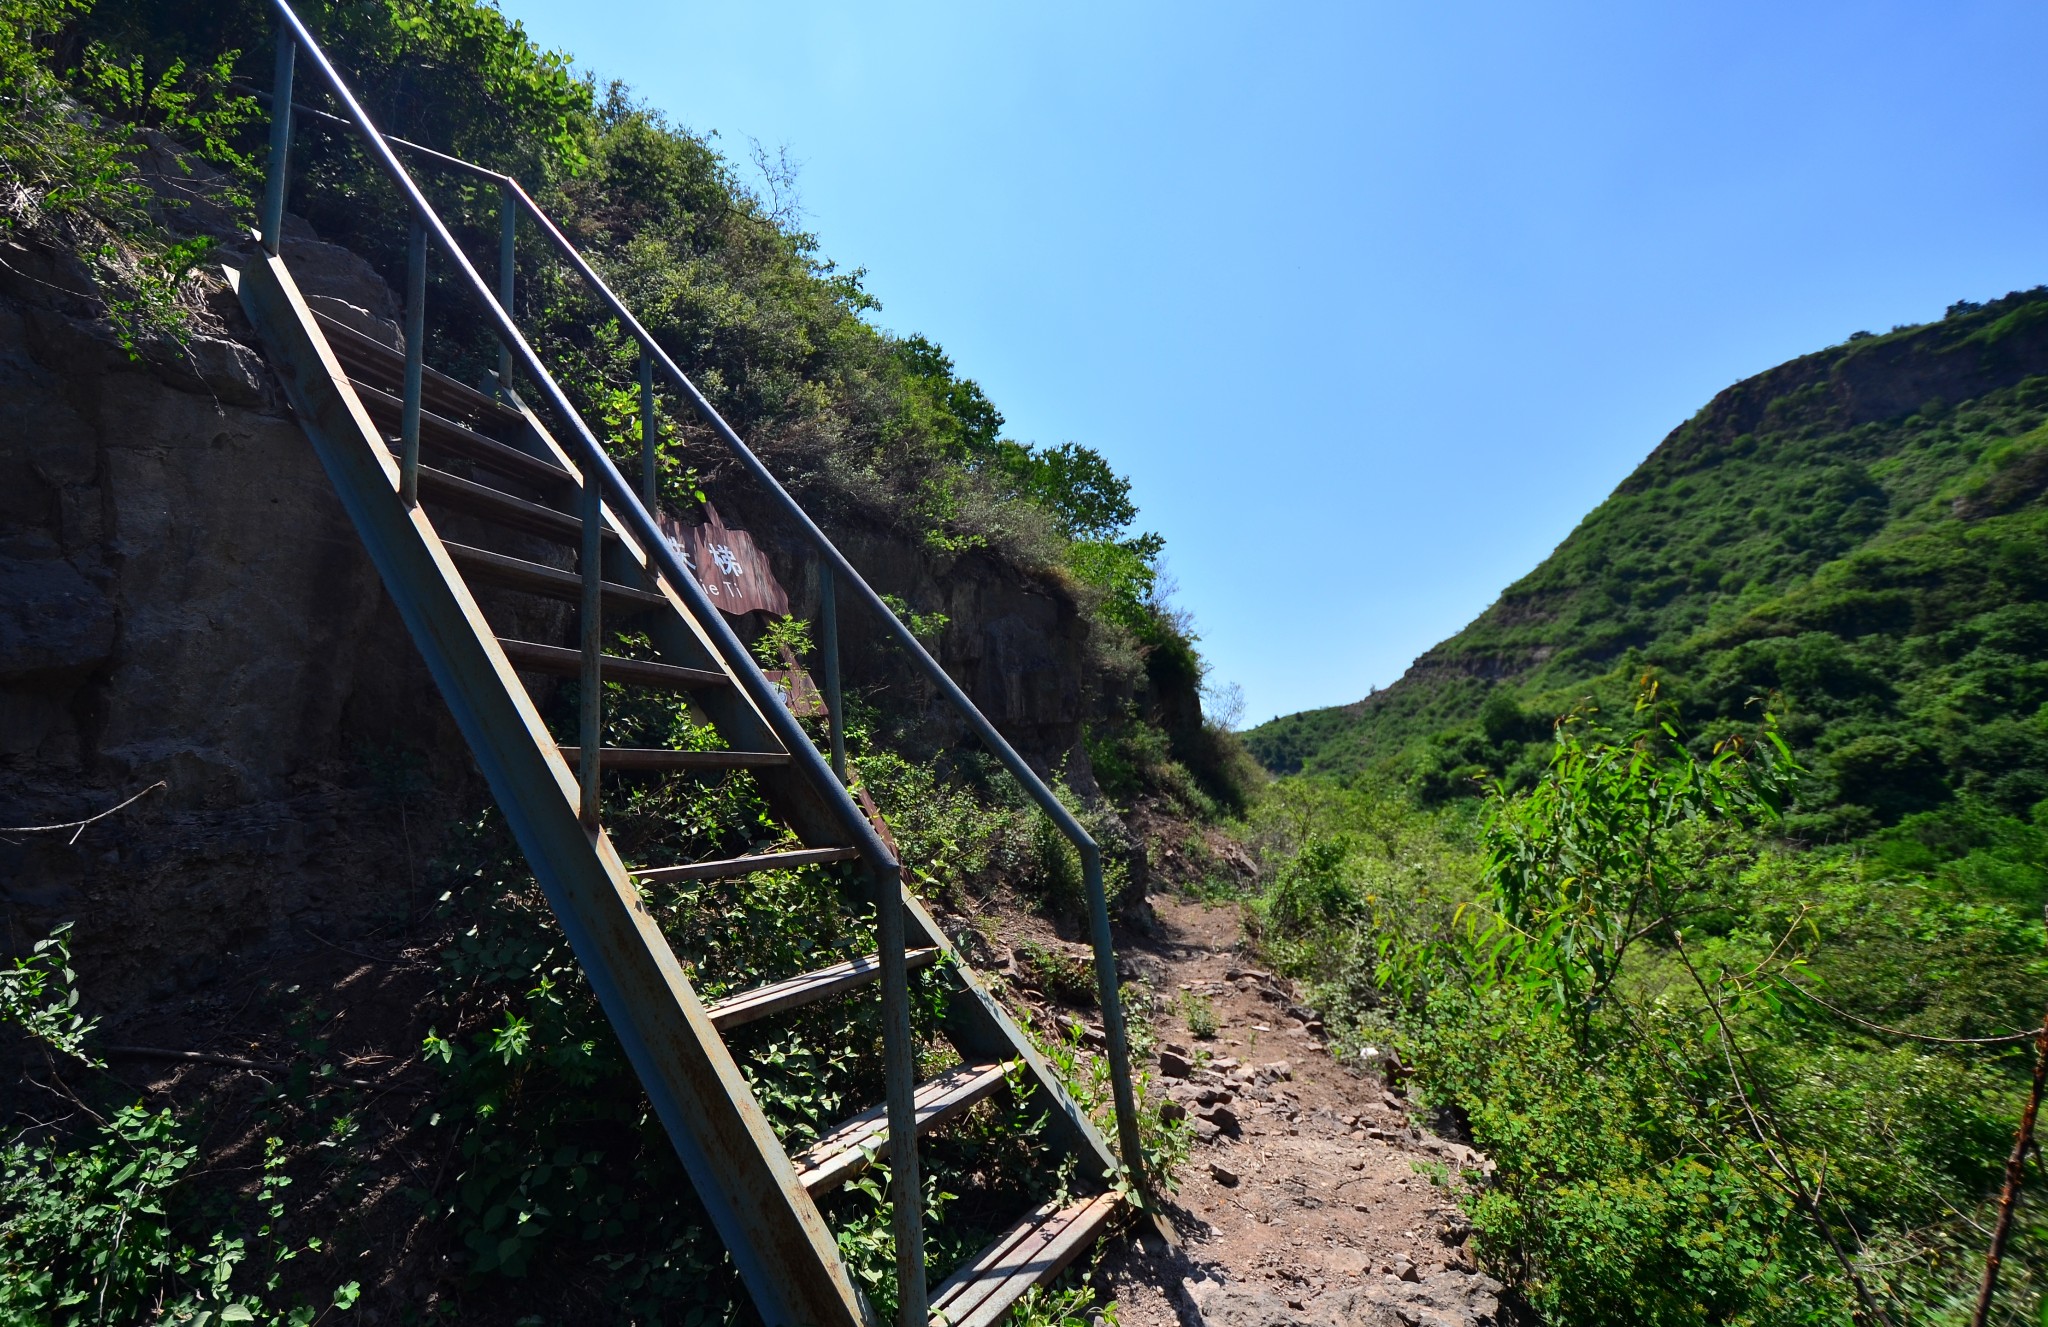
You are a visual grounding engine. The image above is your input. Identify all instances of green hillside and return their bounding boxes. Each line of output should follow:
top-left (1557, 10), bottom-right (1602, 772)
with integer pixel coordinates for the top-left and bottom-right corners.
top-left (1249, 289), bottom-right (2048, 837)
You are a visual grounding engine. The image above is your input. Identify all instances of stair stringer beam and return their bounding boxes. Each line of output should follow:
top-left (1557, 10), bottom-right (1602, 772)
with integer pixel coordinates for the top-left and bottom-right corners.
top-left (230, 251), bottom-right (871, 1327)
top-left (900, 892), bottom-right (1123, 1181)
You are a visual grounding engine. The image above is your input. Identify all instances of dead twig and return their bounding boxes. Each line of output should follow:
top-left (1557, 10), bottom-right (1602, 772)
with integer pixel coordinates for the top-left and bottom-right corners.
top-left (1780, 980), bottom-right (2043, 1047)
top-left (104, 1044), bottom-right (428, 1094)
top-left (0, 781), bottom-right (166, 844)
top-left (105, 1045), bottom-right (285, 1072)
top-left (1671, 933), bottom-right (1896, 1327)
top-left (302, 927), bottom-right (427, 968)
top-left (1970, 1003), bottom-right (2048, 1327)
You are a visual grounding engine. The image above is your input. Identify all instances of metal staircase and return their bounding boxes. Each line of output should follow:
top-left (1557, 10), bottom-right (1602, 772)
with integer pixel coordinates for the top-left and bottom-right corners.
top-left (228, 5), bottom-right (1150, 1326)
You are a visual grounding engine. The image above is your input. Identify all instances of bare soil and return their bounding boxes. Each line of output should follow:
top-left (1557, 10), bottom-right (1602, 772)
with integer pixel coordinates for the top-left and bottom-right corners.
top-left (1011, 893), bottom-right (1504, 1326)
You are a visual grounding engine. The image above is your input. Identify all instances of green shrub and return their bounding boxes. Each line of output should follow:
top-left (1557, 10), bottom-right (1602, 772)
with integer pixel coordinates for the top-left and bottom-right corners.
top-left (1013, 940), bottom-right (1096, 1007)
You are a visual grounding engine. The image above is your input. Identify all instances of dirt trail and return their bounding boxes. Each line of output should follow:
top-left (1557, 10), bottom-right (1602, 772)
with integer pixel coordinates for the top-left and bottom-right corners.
top-left (1087, 895), bottom-right (1508, 1327)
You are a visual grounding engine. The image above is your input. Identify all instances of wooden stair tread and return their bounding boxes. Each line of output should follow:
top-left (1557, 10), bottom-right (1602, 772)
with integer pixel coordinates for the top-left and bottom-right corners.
top-left (703, 945), bottom-right (940, 1030)
top-left (445, 542), bottom-right (668, 611)
top-left (928, 1193), bottom-right (1123, 1327)
top-left (635, 846), bottom-right (862, 885)
top-left (417, 464), bottom-right (612, 545)
top-left (557, 746), bottom-right (790, 770)
top-left (793, 1060), bottom-right (1011, 1197)
top-left (350, 379), bottom-right (574, 494)
top-left (315, 309), bottom-right (526, 430)
top-left (498, 638), bottom-right (725, 691)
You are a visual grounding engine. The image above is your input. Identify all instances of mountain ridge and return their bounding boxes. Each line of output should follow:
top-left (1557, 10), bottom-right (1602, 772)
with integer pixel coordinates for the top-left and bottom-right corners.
top-left (1248, 287), bottom-right (2048, 833)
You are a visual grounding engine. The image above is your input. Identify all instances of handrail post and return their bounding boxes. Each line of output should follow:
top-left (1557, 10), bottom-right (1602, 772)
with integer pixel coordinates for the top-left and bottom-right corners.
top-left (876, 865), bottom-right (926, 1327)
top-left (498, 183), bottom-right (516, 395)
top-left (639, 346), bottom-right (657, 509)
top-left (578, 464), bottom-right (603, 828)
top-left (819, 561), bottom-right (846, 781)
top-left (259, 29), bottom-right (294, 255)
top-left (399, 216), bottom-right (425, 506)
top-left (1082, 844), bottom-right (1145, 1188)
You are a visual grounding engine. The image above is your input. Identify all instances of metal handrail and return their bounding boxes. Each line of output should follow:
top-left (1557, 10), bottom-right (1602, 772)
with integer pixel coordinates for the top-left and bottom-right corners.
top-left (254, 2), bottom-right (1147, 1314)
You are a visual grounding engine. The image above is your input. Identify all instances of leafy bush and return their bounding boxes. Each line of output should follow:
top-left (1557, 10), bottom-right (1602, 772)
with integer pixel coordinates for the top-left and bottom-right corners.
top-left (1268, 690), bottom-right (2048, 1327)
top-left (1, 0), bottom-right (257, 352)
top-left (0, 925), bottom-right (359, 1324)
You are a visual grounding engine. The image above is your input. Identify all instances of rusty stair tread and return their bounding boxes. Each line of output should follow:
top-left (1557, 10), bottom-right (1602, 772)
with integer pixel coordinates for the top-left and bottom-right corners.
top-left (927, 1192), bottom-right (1123, 1327)
top-left (498, 638), bottom-right (726, 691)
top-left (793, 1060), bottom-right (1011, 1197)
top-left (314, 309), bottom-right (526, 429)
top-left (417, 464), bottom-right (614, 545)
top-left (702, 945), bottom-right (940, 1031)
top-left (444, 542), bottom-right (668, 611)
top-left (557, 746), bottom-right (791, 770)
top-left (350, 379), bottom-right (574, 494)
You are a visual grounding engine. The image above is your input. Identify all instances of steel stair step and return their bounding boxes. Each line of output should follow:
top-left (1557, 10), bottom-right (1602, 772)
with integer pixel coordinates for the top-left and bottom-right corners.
top-left (927, 1193), bottom-right (1123, 1327)
top-left (793, 1061), bottom-right (1012, 1197)
top-left (498, 638), bottom-right (726, 691)
top-left (557, 746), bottom-right (790, 771)
top-left (704, 946), bottom-right (941, 1030)
top-left (417, 464), bottom-right (612, 545)
top-left (445, 542), bottom-right (668, 611)
top-left (351, 379), bottom-right (575, 494)
top-left (314, 309), bottom-right (527, 430)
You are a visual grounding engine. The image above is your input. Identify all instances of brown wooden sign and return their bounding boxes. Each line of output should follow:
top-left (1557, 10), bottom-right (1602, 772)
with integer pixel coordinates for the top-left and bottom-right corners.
top-left (762, 667), bottom-right (828, 718)
top-left (654, 503), bottom-right (790, 618)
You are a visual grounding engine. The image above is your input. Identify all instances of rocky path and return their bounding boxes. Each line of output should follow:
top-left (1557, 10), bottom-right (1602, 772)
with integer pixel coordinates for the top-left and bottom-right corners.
top-left (1089, 895), bottom-right (1508, 1327)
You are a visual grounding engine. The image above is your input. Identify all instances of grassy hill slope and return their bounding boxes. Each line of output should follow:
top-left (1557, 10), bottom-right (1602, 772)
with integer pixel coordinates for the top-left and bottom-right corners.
top-left (1248, 289), bottom-right (2048, 837)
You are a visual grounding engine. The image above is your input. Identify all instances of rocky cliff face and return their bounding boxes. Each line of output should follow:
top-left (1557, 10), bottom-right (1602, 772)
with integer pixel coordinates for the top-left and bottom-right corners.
top-left (0, 217), bottom-right (1115, 1009)
top-left (0, 226), bottom-right (472, 1008)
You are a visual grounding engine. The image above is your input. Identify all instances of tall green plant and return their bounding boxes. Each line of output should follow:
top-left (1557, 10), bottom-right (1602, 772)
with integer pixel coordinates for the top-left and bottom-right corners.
top-left (1468, 683), bottom-right (1795, 1035)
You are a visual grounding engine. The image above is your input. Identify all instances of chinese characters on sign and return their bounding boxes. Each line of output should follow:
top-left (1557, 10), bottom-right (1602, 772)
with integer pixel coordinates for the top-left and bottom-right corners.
top-left (654, 503), bottom-right (790, 618)
top-left (652, 504), bottom-right (823, 717)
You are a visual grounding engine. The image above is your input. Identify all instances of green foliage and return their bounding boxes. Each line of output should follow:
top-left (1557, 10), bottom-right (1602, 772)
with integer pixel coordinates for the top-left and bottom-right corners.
top-left (1466, 685), bottom-right (1794, 1031)
top-left (1010, 1283), bottom-right (1118, 1327)
top-left (1013, 940), bottom-right (1097, 1007)
top-left (1178, 990), bottom-right (1217, 1041)
top-left (879, 592), bottom-right (950, 644)
top-left (1246, 296), bottom-right (2048, 846)
top-left (1033, 1020), bottom-right (1192, 1203)
top-left (0, 927), bottom-right (359, 1324)
top-left (1263, 835), bottom-right (1360, 940)
top-left (0, 922), bottom-right (100, 1064)
top-left (1258, 696), bottom-right (2046, 1326)
top-left (0, 0), bottom-right (256, 353)
top-left (993, 440), bottom-right (1144, 544)
top-left (750, 612), bottom-right (813, 667)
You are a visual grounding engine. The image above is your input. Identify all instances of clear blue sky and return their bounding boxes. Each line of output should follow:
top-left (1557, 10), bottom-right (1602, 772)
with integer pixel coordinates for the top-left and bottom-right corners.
top-left (502, 0), bottom-right (2048, 727)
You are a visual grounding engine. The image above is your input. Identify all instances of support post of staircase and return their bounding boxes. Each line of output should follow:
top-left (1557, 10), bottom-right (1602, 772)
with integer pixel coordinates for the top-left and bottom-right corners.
top-left (400, 217), bottom-right (425, 507)
top-left (260, 29), bottom-right (293, 256)
top-left (819, 561), bottom-right (846, 782)
top-left (1084, 843), bottom-right (1147, 1193)
top-left (498, 183), bottom-right (516, 395)
top-left (578, 462), bottom-right (603, 828)
top-left (876, 862), bottom-right (927, 1327)
top-left (639, 346), bottom-right (657, 508)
